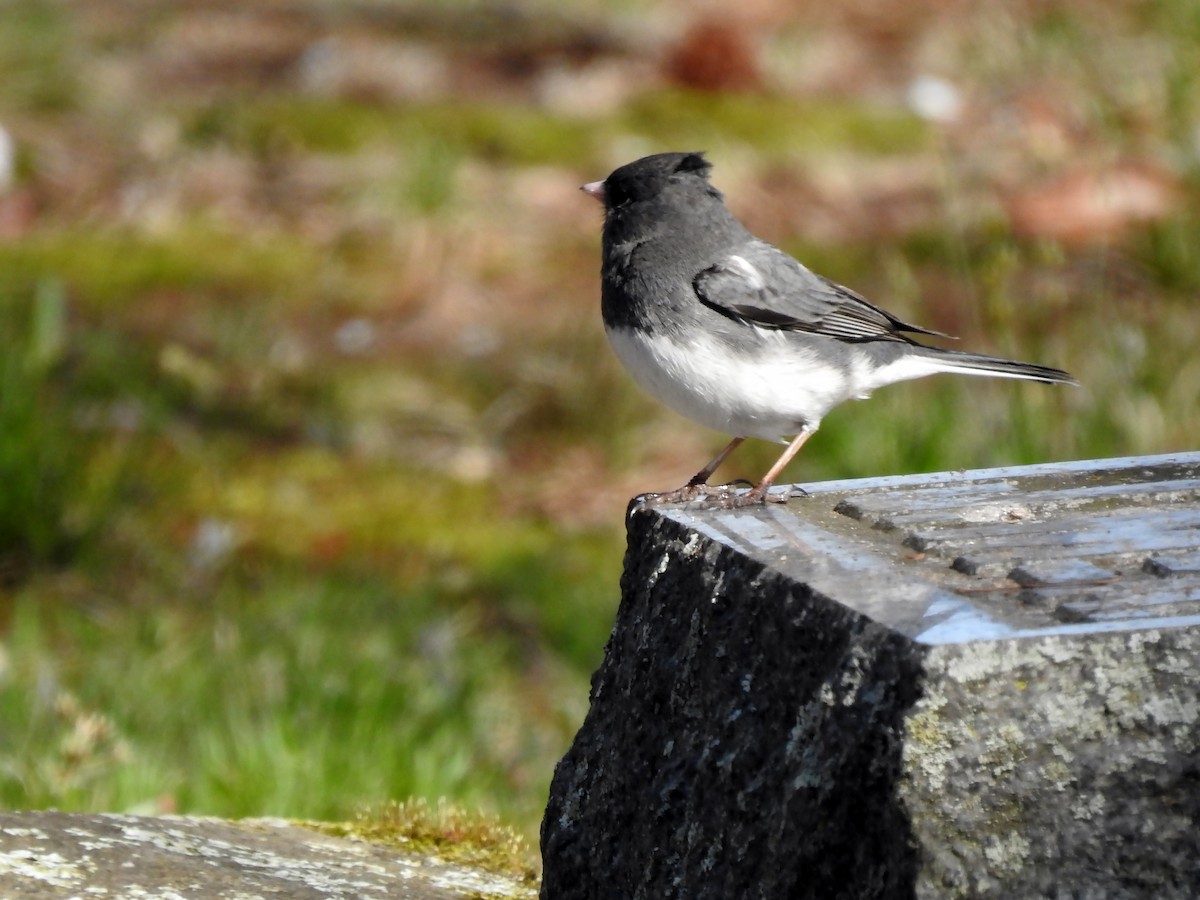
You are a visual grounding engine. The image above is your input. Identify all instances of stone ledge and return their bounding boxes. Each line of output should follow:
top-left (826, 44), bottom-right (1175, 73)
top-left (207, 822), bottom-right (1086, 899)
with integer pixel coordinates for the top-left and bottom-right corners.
top-left (0, 811), bottom-right (537, 899)
top-left (541, 453), bottom-right (1200, 899)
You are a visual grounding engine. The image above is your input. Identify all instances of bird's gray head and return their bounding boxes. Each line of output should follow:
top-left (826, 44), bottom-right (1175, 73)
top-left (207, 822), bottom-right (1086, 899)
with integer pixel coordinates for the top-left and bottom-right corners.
top-left (581, 152), bottom-right (718, 211)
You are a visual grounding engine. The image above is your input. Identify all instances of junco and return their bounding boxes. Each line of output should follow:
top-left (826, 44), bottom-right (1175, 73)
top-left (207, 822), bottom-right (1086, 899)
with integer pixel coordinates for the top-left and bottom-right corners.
top-left (582, 152), bottom-right (1076, 507)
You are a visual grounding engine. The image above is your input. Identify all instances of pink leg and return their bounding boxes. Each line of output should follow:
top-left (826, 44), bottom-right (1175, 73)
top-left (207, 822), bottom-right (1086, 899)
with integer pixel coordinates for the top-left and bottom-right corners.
top-left (743, 429), bottom-right (815, 503)
top-left (639, 437), bottom-right (747, 506)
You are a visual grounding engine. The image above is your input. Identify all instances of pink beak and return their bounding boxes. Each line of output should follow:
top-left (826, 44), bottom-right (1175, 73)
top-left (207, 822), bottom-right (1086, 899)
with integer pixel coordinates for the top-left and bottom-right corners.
top-left (581, 180), bottom-right (606, 202)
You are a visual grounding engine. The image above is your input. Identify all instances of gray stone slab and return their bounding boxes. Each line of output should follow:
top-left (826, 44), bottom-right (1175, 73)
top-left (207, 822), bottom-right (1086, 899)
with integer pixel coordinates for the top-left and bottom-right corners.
top-left (541, 452), bottom-right (1200, 899)
top-left (0, 811), bottom-right (536, 898)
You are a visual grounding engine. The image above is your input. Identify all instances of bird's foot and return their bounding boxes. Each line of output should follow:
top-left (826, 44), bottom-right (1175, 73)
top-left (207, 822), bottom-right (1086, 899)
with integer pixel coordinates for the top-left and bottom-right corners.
top-left (636, 482), bottom-right (737, 506)
top-left (702, 483), bottom-right (808, 508)
top-left (634, 482), bottom-right (805, 510)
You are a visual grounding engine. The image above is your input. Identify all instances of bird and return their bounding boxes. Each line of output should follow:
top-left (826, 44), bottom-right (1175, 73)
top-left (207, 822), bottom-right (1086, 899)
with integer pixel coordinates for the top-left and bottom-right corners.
top-left (581, 151), bottom-right (1077, 507)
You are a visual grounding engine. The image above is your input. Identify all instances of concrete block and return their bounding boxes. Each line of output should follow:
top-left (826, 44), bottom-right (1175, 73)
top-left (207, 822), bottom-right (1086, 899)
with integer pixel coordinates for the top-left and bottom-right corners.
top-left (541, 453), bottom-right (1200, 899)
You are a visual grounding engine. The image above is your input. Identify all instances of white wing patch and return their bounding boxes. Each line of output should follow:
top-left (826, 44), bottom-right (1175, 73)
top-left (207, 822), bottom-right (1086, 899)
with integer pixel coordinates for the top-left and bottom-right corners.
top-left (724, 255), bottom-right (766, 291)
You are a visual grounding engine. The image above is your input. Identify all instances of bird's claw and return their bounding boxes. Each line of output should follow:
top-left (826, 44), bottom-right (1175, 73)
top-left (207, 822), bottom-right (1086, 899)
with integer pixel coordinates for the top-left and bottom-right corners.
top-left (639, 483), bottom-right (735, 505)
top-left (635, 482), bottom-right (804, 510)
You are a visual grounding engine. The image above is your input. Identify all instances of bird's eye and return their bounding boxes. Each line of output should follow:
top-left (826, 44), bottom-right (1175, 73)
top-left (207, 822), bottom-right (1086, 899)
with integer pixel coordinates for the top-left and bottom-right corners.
top-left (605, 182), bottom-right (627, 206)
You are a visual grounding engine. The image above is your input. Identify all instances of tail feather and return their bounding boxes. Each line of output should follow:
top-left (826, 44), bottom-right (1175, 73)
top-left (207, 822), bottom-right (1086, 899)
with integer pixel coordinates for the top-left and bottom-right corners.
top-left (920, 347), bottom-right (1077, 385)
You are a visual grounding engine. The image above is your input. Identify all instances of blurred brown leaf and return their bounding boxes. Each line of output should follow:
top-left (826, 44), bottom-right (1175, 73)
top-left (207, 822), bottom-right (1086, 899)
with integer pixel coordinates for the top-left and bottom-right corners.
top-left (151, 11), bottom-right (314, 88)
top-left (664, 18), bottom-right (763, 92)
top-left (1005, 162), bottom-right (1180, 245)
top-left (0, 190), bottom-right (38, 239)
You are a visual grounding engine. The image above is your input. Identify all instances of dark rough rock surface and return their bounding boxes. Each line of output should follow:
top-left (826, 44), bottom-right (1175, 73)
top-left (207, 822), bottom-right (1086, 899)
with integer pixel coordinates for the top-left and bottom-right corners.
top-left (0, 811), bottom-right (535, 898)
top-left (541, 509), bottom-right (927, 899)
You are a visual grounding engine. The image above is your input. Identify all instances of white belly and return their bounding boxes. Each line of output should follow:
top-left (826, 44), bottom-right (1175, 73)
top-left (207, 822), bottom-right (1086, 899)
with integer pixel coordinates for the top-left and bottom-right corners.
top-left (606, 326), bottom-right (858, 442)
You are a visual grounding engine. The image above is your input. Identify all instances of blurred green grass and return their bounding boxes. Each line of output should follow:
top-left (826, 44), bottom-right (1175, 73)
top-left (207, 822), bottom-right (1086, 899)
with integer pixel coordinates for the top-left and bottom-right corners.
top-left (1, 0), bottom-right (1199, 850)
top-left (188, 89), bottom-right (926, 167)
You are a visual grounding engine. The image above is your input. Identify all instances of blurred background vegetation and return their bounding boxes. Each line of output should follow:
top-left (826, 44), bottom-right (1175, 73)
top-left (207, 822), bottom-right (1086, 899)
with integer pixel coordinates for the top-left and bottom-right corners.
top-left (0, 0), bottom-right (1198, 851)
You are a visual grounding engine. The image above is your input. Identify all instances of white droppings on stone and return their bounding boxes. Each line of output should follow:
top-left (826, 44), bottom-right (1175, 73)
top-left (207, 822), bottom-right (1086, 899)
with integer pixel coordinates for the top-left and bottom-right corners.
top-left (2, 827), bottom-right (48, 839)
top-left (646, 551), bottom-right (671, 587)
top-left (0, 849), bottom-right (84, 888)
top-left (982, 832), bottom-right (1031, 874)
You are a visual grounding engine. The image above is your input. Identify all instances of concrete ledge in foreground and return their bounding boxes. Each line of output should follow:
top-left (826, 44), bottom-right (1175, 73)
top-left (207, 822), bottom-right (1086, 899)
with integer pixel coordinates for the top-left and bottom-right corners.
top-left (541, 452), bottom-right (1200, 900)
top-left (0, 811), bottom-right (536, 899)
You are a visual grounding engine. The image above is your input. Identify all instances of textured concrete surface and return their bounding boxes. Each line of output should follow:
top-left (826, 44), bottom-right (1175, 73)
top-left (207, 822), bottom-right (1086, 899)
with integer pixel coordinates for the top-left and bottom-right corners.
top-left (542, 510), bottom-right (927, 899)
top-left (908, 630), bottom-right (1200, 898)
top-left (0, 811), bottom-right (536, 899)
top-left (541, 453), bottom-right (1200, 899)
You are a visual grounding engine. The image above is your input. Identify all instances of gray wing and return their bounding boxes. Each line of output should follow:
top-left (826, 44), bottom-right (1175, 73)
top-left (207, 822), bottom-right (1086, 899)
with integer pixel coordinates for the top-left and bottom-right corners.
top-left (692, 241), bottom-right (949, 343)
